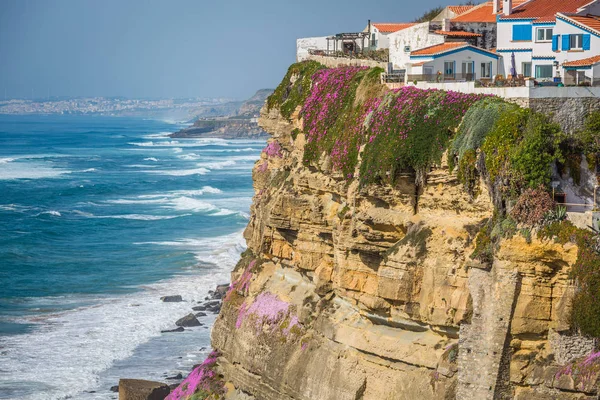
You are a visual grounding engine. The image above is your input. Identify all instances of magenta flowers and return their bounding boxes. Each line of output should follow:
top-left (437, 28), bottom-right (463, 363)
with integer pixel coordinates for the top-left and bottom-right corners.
top-left (165, 350), bottom-right (225, 400)
top-left (235, 292), bottom-right (301, 337)
top-left (263, 141), bottom-right (283, 158)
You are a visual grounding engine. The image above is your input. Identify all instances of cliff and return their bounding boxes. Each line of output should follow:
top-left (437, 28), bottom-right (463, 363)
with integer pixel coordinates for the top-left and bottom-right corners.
top-left (168, 62), bottom-right (600, 400)
top-left (171, 89), bottom-right (273, 139)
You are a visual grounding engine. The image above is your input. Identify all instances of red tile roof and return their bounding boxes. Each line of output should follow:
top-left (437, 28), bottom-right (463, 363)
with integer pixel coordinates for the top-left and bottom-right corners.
top-left (411, 61), bottom-right (428, 66)
top-left (448, 5), bottom-right (476, 16)
top-left (563, 14), bottom-right (600, 34)
top-left (372, 23), bottom-right (416, 33)
top-left (452, 3), bottom-right (497, 22)
top-left (500, 0), bottom-right (592, 22)
top-left (434, 30), bottom-right (483, 37)
top-left (563, 55), bottom-right (600, 67)
top-left (450, 0), bottom-right (535, 23)
top-left (411, 42), bottom-right (469, 56)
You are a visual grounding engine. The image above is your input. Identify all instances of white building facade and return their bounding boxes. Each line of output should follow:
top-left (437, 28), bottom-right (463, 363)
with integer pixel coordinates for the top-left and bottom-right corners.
top-left (496, 0), bottom-right (600, 83)
top-left (407, 43), bottom-right (500, 82)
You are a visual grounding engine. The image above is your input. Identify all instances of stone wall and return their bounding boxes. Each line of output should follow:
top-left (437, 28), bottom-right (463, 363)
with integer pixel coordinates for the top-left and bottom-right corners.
top-left (305, 54), bottom-right (388, 70)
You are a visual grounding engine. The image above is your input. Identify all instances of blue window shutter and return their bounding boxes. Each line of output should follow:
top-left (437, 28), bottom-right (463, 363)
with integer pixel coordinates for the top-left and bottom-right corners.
top-left (583, 34), bottom-right (591, 50)
top-left (512, 25), bottom-right (532, 41)
top-left (512, 25), bottom-right (521, 40)
top-left (523, 26), bottom-right (532, 41)
top-left (453, 61), bottom-right (456, 78)
top-left (552, 35), bottom-right (559, 51)
top-left (562, 34), bottom-right (571, 51)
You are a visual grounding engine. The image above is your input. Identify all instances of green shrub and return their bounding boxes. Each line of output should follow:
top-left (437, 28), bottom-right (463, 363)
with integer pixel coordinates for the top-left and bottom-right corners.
top-left (539, 221), bottom-right (600, 337)
top-left (457, 149), bottom-right (479, 198)
top-left (359, 87), bottom-right (484, 186)
top-left (450, 98), bottom-right (516, 171)
top-left (510, 113), bottom-right (563, 190)
top-left (510, 187), bottom-right (555, 226)
top-left (574, 110), bottom-right (600, 170)
top-left (302, 66), bottom-right (384, 178)
top-left (481, 107), bottom-right (529, 185)
top-left (267, 61), bottom-right (325, 120)
top-left (481, 107), bottom-right (563, 197)
top-left (471, 219), bottom-right (494, 264)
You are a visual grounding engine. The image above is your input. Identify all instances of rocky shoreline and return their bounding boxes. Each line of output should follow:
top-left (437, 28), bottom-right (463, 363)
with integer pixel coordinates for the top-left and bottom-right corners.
top-left (115, 283), bottom-right (229, 400)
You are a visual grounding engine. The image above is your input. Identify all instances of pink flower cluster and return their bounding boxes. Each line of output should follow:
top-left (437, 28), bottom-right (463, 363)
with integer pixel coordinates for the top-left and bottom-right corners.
top-left (165, 350), bottom-right (225, 400)
top-left (556, 350), bottom-right (600, 389)
top-left (257, 161), bottom-right (269, 173)
top-left (235, 292), bottom-right (300, 336)
top-left (263, 141), bottom-right (283, 158)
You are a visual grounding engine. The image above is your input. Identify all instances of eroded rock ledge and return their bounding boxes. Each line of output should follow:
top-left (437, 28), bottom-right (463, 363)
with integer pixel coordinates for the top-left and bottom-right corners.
top-left (204, 97), bottom-right (598, 400)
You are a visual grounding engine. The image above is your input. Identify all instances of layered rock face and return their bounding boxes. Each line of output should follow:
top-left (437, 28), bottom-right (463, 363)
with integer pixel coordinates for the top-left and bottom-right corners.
top-left (210, 104), bottom-right (597, 399)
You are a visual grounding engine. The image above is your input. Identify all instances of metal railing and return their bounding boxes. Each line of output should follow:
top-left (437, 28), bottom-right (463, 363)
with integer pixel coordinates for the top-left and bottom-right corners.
top-left (562, 74), bottom-right (600, 87)
top-left (307, 48), bottom-right (389, 63)
top-left (383, 72), bottom-right (405, 83)
top-left (407, 72), bottom-right (477, 83)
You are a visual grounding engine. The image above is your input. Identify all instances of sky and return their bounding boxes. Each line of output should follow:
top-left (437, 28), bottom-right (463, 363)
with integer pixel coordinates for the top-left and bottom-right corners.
top-left (0, 0), bottom-right (464, 100)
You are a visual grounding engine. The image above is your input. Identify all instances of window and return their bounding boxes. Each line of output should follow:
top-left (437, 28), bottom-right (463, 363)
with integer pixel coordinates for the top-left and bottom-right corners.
top-left (444, 61), bottom-right (455, 78)
top-left (404, 45), bottom-right (411, 52)
top-left (462, 61), bottom-right (474, 80)
top-left (512, 25), bottom-right (533, 41)
top-left (522, 62), bottom-right (532, 77)
top-left (536, 27), bottom-right (553, 42)
top-left (535, 65), bottom-right (553, 79)
top-left (481, 62), bottom-right (492, 78)
top-left (371, 33), bottom-right (377, 48)
top-left (570, 34), bottom-right (583, 50)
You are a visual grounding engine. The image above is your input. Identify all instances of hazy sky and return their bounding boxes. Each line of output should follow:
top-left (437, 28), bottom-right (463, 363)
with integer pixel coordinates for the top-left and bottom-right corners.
top-left (0, 0), bottom-right (461, 100)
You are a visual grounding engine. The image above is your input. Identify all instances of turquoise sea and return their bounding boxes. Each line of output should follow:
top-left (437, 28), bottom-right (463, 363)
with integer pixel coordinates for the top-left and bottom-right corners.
top-left (0, 115), bottom-right (263, 399)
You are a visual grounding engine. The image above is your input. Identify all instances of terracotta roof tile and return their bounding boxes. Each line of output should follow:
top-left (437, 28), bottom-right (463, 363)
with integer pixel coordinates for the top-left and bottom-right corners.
top-left (411, 61), bottom-right (428, 66)
top-left (563, 55), bottom-right (600, 67)
top-left (434, 30), bottom-right (483, 37)
top-left (450, 0), bottom-right (537, 23)
top-left (448, 5), bottom-right (476, 16)
top-left (372, 23), bottom-right (416, 33)
top-left (411, 42), bottom-right (469, 56)
top-left (500, 0), bottom-right (592, 21)
top-left (564, 14), bottom-right (600, 35)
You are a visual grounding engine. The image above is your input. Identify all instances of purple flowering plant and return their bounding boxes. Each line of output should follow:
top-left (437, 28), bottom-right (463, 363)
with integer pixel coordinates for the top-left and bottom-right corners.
top-left (555, 351), bottom-right (600, 390)
top-left (165, 350), bottom-right (225, 400)
top-left (235, 292), bottom-right (302, 340)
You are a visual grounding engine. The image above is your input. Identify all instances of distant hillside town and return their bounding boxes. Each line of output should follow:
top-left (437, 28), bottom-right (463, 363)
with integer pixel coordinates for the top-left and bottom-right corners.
top-left (298, 0), bottom-right (600, 88)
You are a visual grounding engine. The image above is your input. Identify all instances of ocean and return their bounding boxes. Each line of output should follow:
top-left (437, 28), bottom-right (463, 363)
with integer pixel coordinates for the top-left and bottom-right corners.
top-left (0, 114), bottom-right (263, 400)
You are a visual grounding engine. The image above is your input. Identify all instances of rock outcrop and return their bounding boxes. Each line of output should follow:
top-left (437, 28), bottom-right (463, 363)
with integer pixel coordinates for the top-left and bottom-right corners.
top-left (207, 90), bottom-right (597, 399)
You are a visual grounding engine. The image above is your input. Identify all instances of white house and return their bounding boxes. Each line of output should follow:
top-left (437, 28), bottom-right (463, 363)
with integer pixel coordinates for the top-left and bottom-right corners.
top-left (407, 42), bottom-right (500, 82)
top-left (496, 0), bottom-right (600, 84)
top-left (362, 23), bottom-right (416, 50)
top-left (387, 3), bottom-right (503, 72)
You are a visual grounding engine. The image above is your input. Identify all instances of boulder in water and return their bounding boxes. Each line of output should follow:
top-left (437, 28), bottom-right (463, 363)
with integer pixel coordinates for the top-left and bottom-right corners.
top-left (160, 295), bottom-right (182, 303)
top-left (118, 379), bottom-right (169, 400)
top-left (161, 327), bottom-right (185, 333)
top-left (175, 313), bottom-right (201, 327)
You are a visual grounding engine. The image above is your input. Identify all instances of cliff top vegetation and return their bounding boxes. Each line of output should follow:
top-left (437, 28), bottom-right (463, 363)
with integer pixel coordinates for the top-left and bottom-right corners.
top-left (267, 60), bottom-right (600, 338)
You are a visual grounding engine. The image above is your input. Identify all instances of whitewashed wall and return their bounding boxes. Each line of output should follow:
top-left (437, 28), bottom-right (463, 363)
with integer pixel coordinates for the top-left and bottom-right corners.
top-left (296, 37), bottom-right (329, 62)
top-left (388, 23), bottom-right (445, 70)
top-left (409, 48), bottom-right (500, 79)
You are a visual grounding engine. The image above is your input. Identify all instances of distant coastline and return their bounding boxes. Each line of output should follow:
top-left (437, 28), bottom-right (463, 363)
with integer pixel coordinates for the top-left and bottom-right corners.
top-left (170, 89), bottom-right (273, 140)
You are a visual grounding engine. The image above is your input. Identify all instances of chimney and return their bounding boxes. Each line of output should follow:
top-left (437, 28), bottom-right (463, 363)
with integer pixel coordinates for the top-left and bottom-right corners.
top-left (493, 0), bottom-right (500, 14)
top-left (504, 0), bottom-right (513, 16)
top-left (442, 18), bottom-right (451, 31)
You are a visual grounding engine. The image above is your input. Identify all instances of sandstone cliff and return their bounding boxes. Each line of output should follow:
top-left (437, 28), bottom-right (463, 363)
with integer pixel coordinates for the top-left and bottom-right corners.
top-left (208, 118), bottom-right (596, 399)
top-left (161, 63), bottom-right (600, 400)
